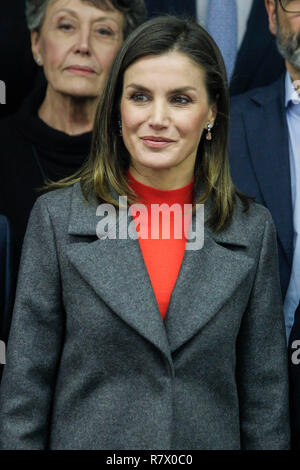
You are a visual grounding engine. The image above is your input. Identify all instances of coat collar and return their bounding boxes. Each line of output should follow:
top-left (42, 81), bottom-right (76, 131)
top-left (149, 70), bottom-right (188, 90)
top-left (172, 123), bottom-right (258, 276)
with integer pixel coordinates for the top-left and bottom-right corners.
top-left (66, 182), bottom-right (253, 369)
top-left (68, 181), bottom-right (249, 245)
top-left (249, 74), bottom-right (286, 106)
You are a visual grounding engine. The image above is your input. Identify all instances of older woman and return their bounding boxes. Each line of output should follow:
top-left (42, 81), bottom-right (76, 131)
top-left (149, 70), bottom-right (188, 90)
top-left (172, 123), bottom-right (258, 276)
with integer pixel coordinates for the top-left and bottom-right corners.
top-left (0, 0), bottom-right (146, 341)
top-left (0, 16), bottom-right (290, 449)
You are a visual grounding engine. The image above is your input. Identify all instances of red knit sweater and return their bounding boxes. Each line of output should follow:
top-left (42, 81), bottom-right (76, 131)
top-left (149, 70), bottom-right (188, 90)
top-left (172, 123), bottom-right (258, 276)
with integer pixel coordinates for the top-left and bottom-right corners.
top-left (128, 171), bottom-right (194, 319)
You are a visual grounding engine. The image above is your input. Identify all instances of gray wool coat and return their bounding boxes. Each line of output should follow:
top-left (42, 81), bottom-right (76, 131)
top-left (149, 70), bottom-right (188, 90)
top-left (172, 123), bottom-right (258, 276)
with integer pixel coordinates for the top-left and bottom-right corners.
top-left (0, 182), bottom-right (290, 449)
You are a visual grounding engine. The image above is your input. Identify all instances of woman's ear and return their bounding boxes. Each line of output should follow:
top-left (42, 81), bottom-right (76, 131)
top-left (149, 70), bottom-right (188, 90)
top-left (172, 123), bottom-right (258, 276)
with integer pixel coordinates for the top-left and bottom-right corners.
top-left (31, 30), bottom-right (42, 65)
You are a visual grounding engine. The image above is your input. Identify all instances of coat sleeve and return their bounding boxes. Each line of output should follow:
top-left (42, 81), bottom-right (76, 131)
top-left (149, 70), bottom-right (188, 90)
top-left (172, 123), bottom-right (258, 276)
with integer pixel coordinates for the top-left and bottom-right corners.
top-left (236, 210), bottom-right (290, 449)
top-left (0, 196), bottom-right (64, 449)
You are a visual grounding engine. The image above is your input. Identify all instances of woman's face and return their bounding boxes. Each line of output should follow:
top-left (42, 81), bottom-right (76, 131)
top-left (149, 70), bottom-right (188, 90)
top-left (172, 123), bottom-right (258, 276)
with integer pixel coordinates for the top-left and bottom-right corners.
top-left (31, 0), bottom-right (124, 98)
top-left (120, 51), bottom-right (217, 186)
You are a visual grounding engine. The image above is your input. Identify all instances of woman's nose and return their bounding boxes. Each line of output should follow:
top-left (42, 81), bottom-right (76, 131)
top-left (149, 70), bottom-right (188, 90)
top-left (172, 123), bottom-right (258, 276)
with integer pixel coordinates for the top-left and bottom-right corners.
top-left (74, 28), bottom-right (91, 55)
top-left (148, 101), bottom-right (170, 129)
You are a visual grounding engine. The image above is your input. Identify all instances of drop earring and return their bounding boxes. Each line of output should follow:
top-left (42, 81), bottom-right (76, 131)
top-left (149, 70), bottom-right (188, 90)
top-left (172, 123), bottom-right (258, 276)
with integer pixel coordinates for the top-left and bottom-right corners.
top-left (206, 123), bottom-right (213, 141)
top-left (36, 57), bottom-right (42, 65)
top-left (118, 120), bottom-right (122, 136)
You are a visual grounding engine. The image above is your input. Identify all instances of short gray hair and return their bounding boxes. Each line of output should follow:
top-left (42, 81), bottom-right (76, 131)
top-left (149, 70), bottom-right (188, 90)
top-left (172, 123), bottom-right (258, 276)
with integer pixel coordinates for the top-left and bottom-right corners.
top-left (25, 0), bottom-right (147, 38)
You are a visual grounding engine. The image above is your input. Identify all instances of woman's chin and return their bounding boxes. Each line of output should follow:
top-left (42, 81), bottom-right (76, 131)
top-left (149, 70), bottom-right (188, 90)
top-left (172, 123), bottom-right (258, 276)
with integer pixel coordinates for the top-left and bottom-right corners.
top-left (52, 83), bottom-right (100, 101)
top-left (134, 156), bottom-right (178, 172)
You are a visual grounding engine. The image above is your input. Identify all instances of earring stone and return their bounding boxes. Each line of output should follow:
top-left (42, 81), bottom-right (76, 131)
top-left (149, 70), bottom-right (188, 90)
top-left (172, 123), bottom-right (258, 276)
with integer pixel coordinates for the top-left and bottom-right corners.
top-left (206, 123), bottom-right (212, 141)
top-left (118, 120), bottom-right (122, 136)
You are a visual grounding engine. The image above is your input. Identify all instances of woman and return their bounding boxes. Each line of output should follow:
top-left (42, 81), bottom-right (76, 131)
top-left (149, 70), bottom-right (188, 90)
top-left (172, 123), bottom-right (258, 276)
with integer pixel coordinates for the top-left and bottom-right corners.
top-left (0, 16), bottom-right (290, 449)
top-left (0, 0), bottom-right (146, 342)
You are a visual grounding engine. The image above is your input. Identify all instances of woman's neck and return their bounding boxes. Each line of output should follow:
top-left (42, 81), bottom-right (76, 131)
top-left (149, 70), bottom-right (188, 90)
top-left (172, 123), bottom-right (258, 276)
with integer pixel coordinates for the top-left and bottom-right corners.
top-left (128, 166), bottom-right (194, 191)
top-left (38, 85), bottom-right (98, 136)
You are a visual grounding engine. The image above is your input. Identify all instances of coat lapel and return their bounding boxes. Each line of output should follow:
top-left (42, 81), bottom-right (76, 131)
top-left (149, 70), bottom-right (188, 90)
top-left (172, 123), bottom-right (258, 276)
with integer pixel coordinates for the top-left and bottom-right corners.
top-left (243, 77), bottom-right (293, 267)
top-left (66, 183), bottom-right (255, 359)
top-left (164, 203), bottom-right (254, 353)
top-left (66, 183), bottom-right (172, 366)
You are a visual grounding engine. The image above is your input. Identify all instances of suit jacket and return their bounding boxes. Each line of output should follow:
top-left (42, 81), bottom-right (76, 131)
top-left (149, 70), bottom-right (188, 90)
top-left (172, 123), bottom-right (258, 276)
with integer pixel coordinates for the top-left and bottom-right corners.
top-left (229, 74), bottom-right (293, 301)
top-left (145, 0), bottom-right (285, 95)
top-left (229, 73), bottom-right (300, 449)
top-left (0, 182), bottom-right (290, 449)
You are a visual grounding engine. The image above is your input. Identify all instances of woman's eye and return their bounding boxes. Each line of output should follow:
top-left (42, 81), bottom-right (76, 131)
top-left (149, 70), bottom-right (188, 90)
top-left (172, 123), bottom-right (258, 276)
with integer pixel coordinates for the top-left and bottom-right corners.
top-left (97, 28), bottom-right (114, 36)
top-left (130, 93), bottom-right (149, 103)
top-left (171, 96), bottom-right (191, 104)
top-left (59, 23), bottom-right (74, 31)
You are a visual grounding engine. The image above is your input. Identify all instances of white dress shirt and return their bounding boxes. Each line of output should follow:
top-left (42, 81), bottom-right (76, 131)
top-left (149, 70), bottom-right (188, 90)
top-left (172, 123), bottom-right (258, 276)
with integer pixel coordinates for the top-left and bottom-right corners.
top-left (284, 71), bottom-right (300, 341)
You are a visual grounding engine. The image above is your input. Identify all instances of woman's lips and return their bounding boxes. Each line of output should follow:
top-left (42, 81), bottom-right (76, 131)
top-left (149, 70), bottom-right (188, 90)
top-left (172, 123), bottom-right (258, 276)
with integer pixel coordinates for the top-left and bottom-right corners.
top-left (66, 66), bottom-right (95, 76)
top-left (141, 137), bottom-right (175, 149)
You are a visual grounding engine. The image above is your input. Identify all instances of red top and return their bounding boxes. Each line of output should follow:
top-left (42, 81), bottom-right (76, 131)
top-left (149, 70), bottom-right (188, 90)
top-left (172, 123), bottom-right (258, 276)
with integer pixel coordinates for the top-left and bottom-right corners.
top-left (127, 171), bottom-right (194, 320)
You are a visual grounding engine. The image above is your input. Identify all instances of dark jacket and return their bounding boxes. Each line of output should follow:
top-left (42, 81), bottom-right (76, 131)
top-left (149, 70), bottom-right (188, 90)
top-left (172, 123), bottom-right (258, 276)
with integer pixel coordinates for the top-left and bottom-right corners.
top-left (229, 75), bottom-right (292, 300)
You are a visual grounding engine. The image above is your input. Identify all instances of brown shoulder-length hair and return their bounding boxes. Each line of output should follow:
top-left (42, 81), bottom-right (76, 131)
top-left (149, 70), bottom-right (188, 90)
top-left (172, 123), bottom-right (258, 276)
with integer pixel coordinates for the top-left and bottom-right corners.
top-left (45, 15), bottom-right (249, 231)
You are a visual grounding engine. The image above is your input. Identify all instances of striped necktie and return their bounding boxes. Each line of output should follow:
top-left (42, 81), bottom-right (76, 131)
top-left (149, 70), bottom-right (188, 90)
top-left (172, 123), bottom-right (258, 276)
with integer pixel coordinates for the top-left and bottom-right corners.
top-left (206, 0), bottom-right (238, 80)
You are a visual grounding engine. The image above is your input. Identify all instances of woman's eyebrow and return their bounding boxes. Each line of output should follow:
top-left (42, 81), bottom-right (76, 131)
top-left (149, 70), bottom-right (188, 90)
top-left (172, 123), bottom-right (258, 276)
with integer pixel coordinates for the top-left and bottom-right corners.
top-left (54, 8), bottom-right (78, 18)
top-left (53, 8), bottom-right (120, 25)
top-left (168, 86), bottom-right (198, 93)
top-left (126, 84), bottom-right (151, 92)
top-left (126, 84), bottom-right (198, 93)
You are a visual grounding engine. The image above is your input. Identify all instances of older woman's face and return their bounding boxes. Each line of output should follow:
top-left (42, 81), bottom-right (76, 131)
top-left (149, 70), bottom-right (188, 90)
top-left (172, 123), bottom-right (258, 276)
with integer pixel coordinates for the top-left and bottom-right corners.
top-left (31, 0), bottom-right (124, 98)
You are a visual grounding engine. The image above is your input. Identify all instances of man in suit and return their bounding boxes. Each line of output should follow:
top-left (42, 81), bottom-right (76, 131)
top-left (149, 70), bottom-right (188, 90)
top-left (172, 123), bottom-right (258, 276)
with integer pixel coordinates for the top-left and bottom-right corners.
top-left (229, 0), bottom-right (300, 448)
top-left (145, 0), bottom-right (285, 95)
